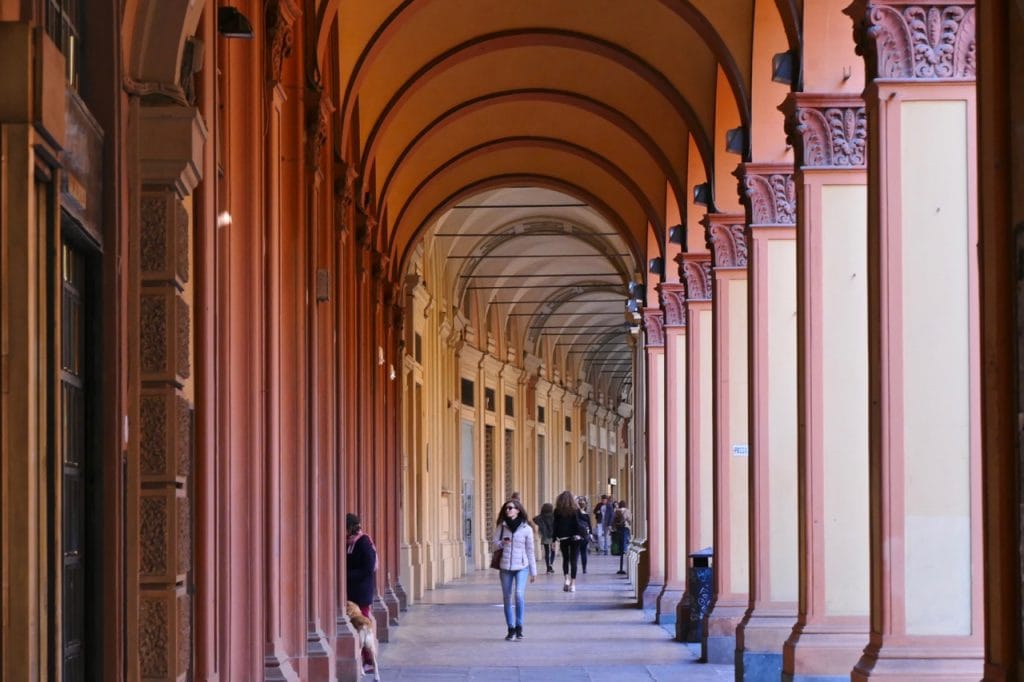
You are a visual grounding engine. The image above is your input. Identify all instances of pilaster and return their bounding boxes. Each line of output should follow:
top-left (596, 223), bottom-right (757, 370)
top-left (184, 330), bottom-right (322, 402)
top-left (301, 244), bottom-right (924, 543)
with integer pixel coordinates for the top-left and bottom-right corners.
top-left (734, 163), bottom-right (800, 681)
top-left (846, 2), bottom-right (983, 678)
top-left (781, 92), bottom-right (870, 682)
top-left (676, 253), bottom-right (716, 645)
top-left (696, 213), bottom-right (752, 666)
top-left (656, 282), bottom-right (688, 637)
top-left (640, 307), bottom-right (666, 620)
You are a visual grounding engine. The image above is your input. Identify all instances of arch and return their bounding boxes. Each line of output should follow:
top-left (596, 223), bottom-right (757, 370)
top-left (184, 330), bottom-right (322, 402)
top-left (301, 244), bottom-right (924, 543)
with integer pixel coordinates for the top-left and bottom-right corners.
top-left (355, 29), bottom-right (714, 181)
top-left (389, 136), bottom-right (664, 256)
top-left (339, 0), bottom-right (749, 148)
top-left (396, 174), bottom-right (643, 285)
top-left (123, 0), bottom-right (204, 87)
top-left (376, 89), bottom-right (689, 220)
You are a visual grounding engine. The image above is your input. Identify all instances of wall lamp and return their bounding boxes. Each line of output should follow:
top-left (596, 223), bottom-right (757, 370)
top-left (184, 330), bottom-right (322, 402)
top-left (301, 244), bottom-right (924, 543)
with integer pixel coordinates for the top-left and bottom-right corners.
top-left (648, 257), bottom-right (664, 277)
top-left (693, 182), bottom-right (712, 207)
top-left (218, 6), bottom-right (254, 39)
top-left (725, 126), bottom-right (747, 155)
top-left (668, 224), bottom-right (685, 245)
top-left (771, 50), bottom-right (798, 85)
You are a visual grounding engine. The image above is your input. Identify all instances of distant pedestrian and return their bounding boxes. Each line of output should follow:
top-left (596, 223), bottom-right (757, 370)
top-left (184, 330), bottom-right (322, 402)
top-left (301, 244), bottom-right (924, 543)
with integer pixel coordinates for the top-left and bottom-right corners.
top-left (575, 496), bottom-right (593, 573)
top-left (346, 513), bottom-right (378, 617)
top-left (612, 500), bottom-right (632, 575)
top-left (492, 499), bottom-right (537, 640)
top-left (532, 503), bottom-right (556, 573)
top-left (553, 490), bottom-right (586, 591)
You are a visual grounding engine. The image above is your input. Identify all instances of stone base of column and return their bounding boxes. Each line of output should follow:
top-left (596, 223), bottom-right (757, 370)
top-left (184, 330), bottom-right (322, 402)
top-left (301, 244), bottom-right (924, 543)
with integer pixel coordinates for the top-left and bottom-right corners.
top-left (736, 606), bottom-right (797, 681)
top-left (852, 641), bottom-right (984, 680)
top-left (384, 585), bottom-right (401, 625)
top-left (702, 600), bottom-right (747, 664)
top-left (655, 585), bottom-right (686, 637)
top-left (371, 596), bottom-right (391, 643)
top-left (394, 580), bottom-right (409, 611)
top-left (641, 580), bottom-right (665, 622)
top-left (782, 620), bottom-right (868, 680)
top-left (335, 615), bottom-right (362, 682)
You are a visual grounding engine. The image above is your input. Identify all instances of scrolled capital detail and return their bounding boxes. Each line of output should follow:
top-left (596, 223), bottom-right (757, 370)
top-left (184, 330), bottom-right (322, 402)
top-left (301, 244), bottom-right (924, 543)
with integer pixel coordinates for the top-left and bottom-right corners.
top-left (736, 164), bottom-right (796, 226)
top-left (681, 255), bottom-right (713, 301)
top-left (659, 283), bottom-right (687, 327)
top-left (642, 308), bottom-right (665, 347)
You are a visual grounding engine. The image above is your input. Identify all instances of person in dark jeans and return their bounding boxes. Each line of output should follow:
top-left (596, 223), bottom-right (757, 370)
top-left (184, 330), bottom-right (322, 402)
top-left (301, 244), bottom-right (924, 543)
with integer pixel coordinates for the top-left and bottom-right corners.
top-left (575, 496), bottom-right (592, 574)
top-left (552, 490), bottom-right (585, 592)
top-left (346, 513), bottom-right (378, 673)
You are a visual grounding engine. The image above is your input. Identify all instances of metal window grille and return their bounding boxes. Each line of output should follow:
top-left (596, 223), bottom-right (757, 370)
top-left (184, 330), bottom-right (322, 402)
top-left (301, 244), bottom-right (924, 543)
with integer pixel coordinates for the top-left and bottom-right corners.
top-left (44, 0), bottom-right (82, 90)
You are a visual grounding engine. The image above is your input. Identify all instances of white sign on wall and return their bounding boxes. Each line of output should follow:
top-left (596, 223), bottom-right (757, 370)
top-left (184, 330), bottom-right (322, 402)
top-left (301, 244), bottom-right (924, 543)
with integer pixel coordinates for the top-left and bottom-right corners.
top-left (732, 444), bottom-right (749, 457)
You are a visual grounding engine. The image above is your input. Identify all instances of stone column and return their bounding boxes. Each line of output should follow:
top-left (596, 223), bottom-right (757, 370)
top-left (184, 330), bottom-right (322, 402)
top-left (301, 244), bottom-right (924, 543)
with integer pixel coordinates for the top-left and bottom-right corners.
top-left (697, 214), bottom-right (751, 665)
top-left (657, 283), bottom-right (688, 636)
top-left (780, 93), bottom-right (871, 681)
top-left (676, 254), bottom-right (715, 643)
top-left (640, 308), bottom-right (666, 619)
top-left (846, 2), bottom-right (983, 678)
top-left (733, 164), bottom-right (800, 681)
top-left (136, 105), bottom-right (205, 682)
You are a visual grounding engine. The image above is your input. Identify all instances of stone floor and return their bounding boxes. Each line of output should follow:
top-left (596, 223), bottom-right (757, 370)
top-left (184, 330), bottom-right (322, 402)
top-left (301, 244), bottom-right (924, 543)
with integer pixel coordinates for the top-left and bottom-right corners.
top-left (378, 552), bottom-right (735, 680)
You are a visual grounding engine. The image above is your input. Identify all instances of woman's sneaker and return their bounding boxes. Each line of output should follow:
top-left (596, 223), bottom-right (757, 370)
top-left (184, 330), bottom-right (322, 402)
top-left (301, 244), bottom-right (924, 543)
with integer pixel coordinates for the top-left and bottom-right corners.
top-left (505, 627), bottom-right (515, 641)
top-left (515, 626), bottom-right (524, 640)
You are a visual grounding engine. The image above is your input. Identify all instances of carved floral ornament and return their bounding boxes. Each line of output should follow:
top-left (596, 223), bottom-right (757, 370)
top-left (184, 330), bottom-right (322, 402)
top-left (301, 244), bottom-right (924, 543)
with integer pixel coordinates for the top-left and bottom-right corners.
top-left (266, 0), bottom-right (298, 85)
top-left (738, 166), bottom-right (796, 226)
top-left (681, 257), bottom-right (713, 301)
top-left (642, 309), bottom-right (665, 347)
top-left (784, 95), bottom-right (868, 168)
top-left (703, 218), bottom-right (748, 268)
top-left (847, 1), bottom-right (976, 80)
top-left (659, 284), bottom-right (687, 327)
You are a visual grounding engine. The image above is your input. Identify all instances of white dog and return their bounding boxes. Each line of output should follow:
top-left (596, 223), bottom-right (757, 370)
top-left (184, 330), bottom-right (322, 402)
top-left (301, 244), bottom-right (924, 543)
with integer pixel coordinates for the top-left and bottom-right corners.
top-left (346, 601), bottom-right (380, 680)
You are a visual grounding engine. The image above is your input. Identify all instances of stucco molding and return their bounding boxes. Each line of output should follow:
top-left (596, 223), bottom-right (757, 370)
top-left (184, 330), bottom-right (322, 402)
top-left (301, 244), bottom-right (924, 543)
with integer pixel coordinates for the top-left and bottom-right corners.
top-left (700, 213), bottom-right (748, 268)
top-left (782, 93), bottom-right (868, 168)
top-left (846, 1), bottom-right (976, 81)
top-left (679, 254), bottom-right (713, 301)
top-left (736, 163), bottom-right (796, 226)
top-left (642, 308), bottom-right (664, 348)
top-left (138, 106), bottom-right (207, 197)
top-left (659, 282), bottom-right (687, 327)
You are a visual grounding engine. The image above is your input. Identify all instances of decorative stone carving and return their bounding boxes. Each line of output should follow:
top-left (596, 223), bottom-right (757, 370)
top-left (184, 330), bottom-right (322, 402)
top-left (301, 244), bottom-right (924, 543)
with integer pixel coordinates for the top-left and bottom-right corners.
top-left (141, 289), bottom-right (191, 385)
top-left (783, 94), bottom-right (868, 168)
top-left (846, 1), bottom-right (976, 81)
top-left (140, 495), bottom-right (169, 576)
top-left (335, 162), bottom-right (360, 236)
top-left (642, 308), bottom-right (665, 347)
top-left (659, 283), bottom-right (687, 327)
top-left (306, 90), bottom-right (332, 171)
top-left (681, 256), bottom-right (713, 301)
top-left (266, 0), bottom-right (298, 85)
top-left (177, 496), bottom-right (191, 575)
top-left (178, 593), bottom-right (191, 675)
top-left (139, 597), bottom-right (170, 678)
top-left (140, 192), bottom-right (189, 288)
top-left (737, 163), bottom-right (796, 226)
top-left (702, 214), bottom-right (748, 268)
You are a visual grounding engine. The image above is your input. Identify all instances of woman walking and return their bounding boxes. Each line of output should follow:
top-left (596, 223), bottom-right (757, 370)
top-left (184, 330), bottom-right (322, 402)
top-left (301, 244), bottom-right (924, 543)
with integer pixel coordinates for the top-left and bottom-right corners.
top-left (552, 490), bottom-right (585, 592)
top-left (492, 499), bottom-right (537, 640)
top-left (532, 502), bottom-right (556, 573)
top-left (575, 496), bottom-right (593, 574)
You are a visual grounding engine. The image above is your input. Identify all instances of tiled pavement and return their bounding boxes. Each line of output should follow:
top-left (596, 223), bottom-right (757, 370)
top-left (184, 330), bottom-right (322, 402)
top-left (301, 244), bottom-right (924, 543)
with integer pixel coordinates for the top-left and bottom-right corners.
top-left (378, 552), bottom-right (735, 681)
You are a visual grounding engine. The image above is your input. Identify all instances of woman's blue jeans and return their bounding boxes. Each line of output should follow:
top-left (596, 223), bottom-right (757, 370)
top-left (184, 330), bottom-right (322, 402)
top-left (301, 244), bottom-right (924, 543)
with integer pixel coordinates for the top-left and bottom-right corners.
top-left (499, 567), bottom-right (529, 628)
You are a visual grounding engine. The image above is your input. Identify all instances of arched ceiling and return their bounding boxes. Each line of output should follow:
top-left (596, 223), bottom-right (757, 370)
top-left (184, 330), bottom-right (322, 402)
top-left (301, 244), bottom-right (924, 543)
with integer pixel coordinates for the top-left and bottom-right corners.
top-left (328, 0), bottom-right (798, 402)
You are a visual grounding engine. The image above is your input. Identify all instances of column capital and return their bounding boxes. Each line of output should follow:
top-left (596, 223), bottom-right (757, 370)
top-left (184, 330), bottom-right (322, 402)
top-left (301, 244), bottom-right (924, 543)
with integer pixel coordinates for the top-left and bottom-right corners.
top-left (658, 282), bottom-right (687, 327)
top-left (700, 213), bottom-right (748, 268)
top-left (678, 253), bottom-right (713, 301)
top-left (781, 93), bottom-right (867, 169)
top-left (844, 1), bottom-right (976, 82)
top-left (266, 0), bottom-right (299, 86)
top-left (138, 105), bottom-right (207, 196)
top-left (642, 308), bottom-right (665, 348)
top-left (735, 163), bottom-right (796, 227)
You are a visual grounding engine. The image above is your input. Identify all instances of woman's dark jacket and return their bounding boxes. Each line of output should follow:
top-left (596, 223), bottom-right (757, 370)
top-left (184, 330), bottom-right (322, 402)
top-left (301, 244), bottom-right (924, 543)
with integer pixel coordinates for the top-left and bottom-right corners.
top-left (346, 532), bottom-right (377, 607)
top-left (533, 512), bottom-right (555, 542)
top-left (552, 510), bottom-right (587, 540)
